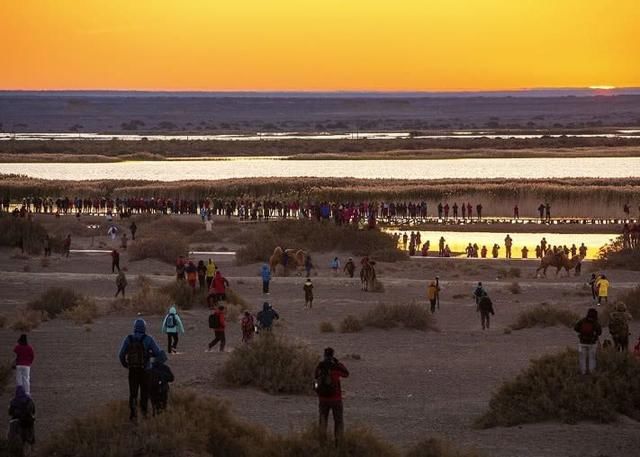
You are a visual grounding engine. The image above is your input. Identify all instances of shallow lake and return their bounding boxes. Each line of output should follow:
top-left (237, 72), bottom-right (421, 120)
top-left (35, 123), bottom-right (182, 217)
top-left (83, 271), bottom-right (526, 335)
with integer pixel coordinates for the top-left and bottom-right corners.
top-left (1, 157), bottom-right (639, 180)
top-left (386, 230), bottom-right (617, 260)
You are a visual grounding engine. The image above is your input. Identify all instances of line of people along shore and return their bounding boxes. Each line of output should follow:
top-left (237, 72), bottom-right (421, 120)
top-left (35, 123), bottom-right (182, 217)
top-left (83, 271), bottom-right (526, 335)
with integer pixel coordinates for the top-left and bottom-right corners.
top-left (396, 231), bottom-right (590, 260)
top-left (5, 196), bottom-right (640, 225)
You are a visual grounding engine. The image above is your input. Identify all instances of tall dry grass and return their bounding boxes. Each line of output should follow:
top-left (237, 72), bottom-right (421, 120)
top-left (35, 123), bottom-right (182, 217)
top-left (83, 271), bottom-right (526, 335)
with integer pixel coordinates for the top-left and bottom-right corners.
top-left (236, 220), bottom-right (405, 264)
top-left (476, 349), bottom-right (640, 427)
top-left (510, 304), bottom-right (579, 330)
top-left (221, 334), bottom-right (319, 394)
top-left (363, 303), bottom-right (438, 331)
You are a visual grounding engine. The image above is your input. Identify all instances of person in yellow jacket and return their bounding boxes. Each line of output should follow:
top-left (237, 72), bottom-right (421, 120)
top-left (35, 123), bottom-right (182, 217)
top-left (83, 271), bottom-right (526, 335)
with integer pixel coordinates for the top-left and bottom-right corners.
top-left (427, 281), bottom-right (439, 314)
top-left (596, 274), bottom-right (610, 306)
top-left (205, 259), bottom-right (217, 290)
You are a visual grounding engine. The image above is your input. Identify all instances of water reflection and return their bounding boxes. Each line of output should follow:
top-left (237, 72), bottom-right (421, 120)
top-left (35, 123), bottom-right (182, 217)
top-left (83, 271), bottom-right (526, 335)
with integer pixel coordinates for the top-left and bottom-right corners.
top-left (2, 157), bottom-right (639, 180)
top-left (386, 230), bottom-right (616, 260)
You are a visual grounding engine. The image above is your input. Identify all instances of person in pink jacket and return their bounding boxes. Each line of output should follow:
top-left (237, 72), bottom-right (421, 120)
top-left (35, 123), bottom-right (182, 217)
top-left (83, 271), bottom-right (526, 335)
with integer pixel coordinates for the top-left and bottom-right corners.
top-left (13, 334), bottom-right (34, 395)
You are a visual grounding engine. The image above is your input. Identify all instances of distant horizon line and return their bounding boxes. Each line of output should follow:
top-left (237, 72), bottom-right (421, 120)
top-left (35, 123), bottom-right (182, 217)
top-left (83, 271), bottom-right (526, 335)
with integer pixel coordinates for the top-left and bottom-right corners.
top-left (2, 87), bottom-right (640, 98)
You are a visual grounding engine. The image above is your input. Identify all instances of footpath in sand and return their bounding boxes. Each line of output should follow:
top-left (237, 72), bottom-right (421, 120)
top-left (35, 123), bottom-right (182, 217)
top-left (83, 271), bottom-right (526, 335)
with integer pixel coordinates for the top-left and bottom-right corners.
top-left (0, 237), bottom-right (639, 457)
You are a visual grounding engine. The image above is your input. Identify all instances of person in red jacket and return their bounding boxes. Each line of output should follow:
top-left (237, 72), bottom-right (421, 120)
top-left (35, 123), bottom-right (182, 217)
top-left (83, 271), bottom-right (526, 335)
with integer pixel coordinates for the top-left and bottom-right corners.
top-left (314, 347), bottom-right (349, 446)
top-left (13, 334), bottom-right (35, 395)
top-left (208, 271), bottom-right (230, 306)
top-left (207, 305), bottom-right (226, 352)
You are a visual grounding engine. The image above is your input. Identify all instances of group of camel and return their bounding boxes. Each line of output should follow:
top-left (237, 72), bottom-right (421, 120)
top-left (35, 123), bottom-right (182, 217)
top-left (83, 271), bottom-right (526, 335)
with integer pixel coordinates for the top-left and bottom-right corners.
top-left (268, 246), bottom-right (582, 286)
top-left (269, 246), bottom-right (377, 290)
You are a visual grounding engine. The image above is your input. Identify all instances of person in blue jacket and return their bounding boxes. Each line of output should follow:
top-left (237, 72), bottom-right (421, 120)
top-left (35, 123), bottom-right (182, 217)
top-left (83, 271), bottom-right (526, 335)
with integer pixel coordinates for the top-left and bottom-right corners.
top-left (257, 302), bottom-right (280, 331)
top-left (118, 318), bottom-right (162, 421)
top-left (161, 305), bottom-right (185, 354)
top-left (261, 263), bottom-right (272, 294)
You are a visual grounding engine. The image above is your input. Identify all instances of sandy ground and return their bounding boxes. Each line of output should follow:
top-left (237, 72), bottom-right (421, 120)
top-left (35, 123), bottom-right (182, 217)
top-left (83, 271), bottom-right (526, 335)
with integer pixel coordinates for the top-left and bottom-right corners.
top-left (0, 223), bottom-right (639, 457)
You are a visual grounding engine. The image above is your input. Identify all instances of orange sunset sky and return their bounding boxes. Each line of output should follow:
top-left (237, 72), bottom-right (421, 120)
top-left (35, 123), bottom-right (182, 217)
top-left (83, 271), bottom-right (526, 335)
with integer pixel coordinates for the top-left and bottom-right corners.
top-left (1, 0), bottom-right (639, 91)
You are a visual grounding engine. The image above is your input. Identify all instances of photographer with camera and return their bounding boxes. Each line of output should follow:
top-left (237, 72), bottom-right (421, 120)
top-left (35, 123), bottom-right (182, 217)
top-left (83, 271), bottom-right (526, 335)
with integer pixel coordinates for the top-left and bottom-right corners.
top-left (314, 347), bottom-right (349, 446)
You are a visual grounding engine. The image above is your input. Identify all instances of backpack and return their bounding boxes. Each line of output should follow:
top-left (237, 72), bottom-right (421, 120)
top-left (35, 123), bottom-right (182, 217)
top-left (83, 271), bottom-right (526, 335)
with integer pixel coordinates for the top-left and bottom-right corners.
top-left (209, 312), bottom-right (220, 329)
top-left (314, 362), bottom-right (334, 396)
top-left (126, 335), bottom-right (147, 369)
top-left (609, 313), bottom-right (628, 337)
top-left (166, 313), bottom-right (177, 329)
top-left (579, 320), bottom-right (595, 337)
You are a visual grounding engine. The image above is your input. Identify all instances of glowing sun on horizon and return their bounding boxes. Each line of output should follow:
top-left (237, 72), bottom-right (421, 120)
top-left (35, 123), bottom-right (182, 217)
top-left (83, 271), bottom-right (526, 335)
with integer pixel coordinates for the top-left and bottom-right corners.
top-left (589, 85), bottom-right (616, 90)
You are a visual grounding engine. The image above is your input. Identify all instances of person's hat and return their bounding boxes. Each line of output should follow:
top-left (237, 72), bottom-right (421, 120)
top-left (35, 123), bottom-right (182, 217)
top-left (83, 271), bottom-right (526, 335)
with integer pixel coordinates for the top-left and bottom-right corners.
top-left (324, 347), bottom-right (335, 358)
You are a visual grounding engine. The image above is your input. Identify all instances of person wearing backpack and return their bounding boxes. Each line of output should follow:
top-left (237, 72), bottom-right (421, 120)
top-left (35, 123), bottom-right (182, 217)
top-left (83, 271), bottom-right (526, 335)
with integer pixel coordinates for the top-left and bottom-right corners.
top-left (149, 351), bottom-right (174, 416)
top-left (8, 385), bottom-right (36, 454)
top-left (13, 334), bottom-right (34, 395)
top-left (477, 293), bottom-right (495, 330)
top-left (314, 347), bottom-right (349, 446)
top-left (574, 308), bottom-right (602, 375)
top-left (118, 318), bottom-right (162, 421)
top-left (206, 305), bottom-right (226, 352)
top-left (161, 305), bottom-right (185, 354)
top-left (473, 282), bottom-right (486, 310)
top-left (257, 302), bottom-right (279, 332)
top-left (608, 302), bottom-right (632, 352)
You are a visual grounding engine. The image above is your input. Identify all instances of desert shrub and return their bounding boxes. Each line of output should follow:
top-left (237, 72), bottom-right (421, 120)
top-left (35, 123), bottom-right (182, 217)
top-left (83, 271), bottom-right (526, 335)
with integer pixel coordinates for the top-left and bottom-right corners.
top-left (63, 298), bottom-right (101, 324)
top-left (340, 315), bottom-right (363, 333)
top-left (27, 287), bottom-right (83, 318)
top-left (510, 304), bottom-right (579, 330)
top-left (236, 220), bottom-right (405, 264)
top-left (0, 362), bottom-right (12, 393)
top-left (618, 286), bottom-right (640, 319)
top-left (363, 303), bottom-right (437, 331)
top-left (597, 236), bottom-right (640, 271)
top-left (319, 321), bottom-right (335, 333)
top-left (496, 267), bottom-right (521, 279)
top-left (159, 280), bottom-right (201, 310)
top-left (38, 389), bottom-right (408, 457)
top-left (406, 438), bottom-right (485, 457)
top-left (0, 217), bottom-right (49, 254)
top-left (221, 334), bottom-right (318, 394)
top-left (10, 309), bottom-right (43, 332)
top-left (508, 282), bottom-right (522, 294)
top-left (111, 275), bottom-right (170, 315)
top-left (128, 232), bottom-right (188, 264)
top-left (476, 349), bottom-right (640, 427)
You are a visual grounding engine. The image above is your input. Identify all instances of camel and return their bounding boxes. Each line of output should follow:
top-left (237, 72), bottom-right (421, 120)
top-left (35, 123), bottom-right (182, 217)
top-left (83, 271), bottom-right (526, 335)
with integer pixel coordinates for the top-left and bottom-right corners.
top-left (535, 251), bottom-right (582, 278)
top-left (269, 247), bottom-right (306, 276)
top-left (360, 261), bottom-right (376, 291)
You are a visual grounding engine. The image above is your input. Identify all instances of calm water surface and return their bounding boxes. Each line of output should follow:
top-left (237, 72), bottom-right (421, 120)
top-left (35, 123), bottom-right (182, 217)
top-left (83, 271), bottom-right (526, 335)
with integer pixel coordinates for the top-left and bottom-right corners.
top-left (1, 157), bottom-right (639, 180)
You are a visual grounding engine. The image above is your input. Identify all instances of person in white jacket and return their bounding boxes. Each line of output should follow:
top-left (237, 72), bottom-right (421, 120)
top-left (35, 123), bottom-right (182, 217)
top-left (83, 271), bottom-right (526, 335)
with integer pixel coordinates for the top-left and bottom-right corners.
top-left (161, 305), bottom-right (185, 354)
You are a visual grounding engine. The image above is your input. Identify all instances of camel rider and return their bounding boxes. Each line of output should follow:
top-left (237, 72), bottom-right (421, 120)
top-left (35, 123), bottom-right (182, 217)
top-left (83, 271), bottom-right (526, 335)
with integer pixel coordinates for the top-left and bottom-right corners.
top-left (282, 250), bottom-right (289, 268)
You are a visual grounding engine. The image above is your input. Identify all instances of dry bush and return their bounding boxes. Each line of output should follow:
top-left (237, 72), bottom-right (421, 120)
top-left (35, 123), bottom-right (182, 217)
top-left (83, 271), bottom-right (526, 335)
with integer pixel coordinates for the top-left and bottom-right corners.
top-left (221, 334), bottom-right (318, 394)
top-left (497, 267), bottom-right (521, 279)
top-left (128, 232), bottom-right (188, 264)
top-left (159, 280), bottom-right (202, 310)
top-left (111, 275), bottom-right (170, 315)
top-left (236, 220), bottom-right (405, 265)
top-left (597, 237), bottom-right (640, 271)
top-left (0, 362), bottom-right (12, 393)
top-left (406, 438), bottom-right (485, 457)
top-left (508, 282), bottom-right (522, 294)
top-left (319, 321), bottom-right (335, 333)
top-left (510, 304), bottom-right (579, 330)
top-left (476, 350), bottom-right (640, 427)
top-left (10, 309), bottom-right (44, 332)
top-left (0, 217), bottom-right (49, 254)
top-left (63, 298), bottom-right (101, 325)
top-left (37, 389), bottom-right (408, 457)
top-left (27, 287), bottom-right (83, 318)
top-left (363, 303), bottom-right (437, 331)
top-left (340, 315), bottom-right (363, 333)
